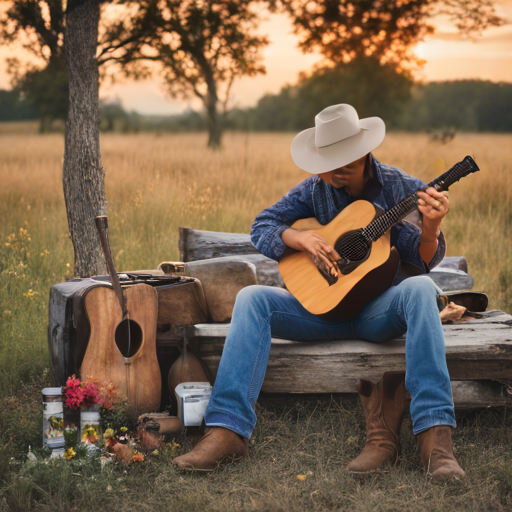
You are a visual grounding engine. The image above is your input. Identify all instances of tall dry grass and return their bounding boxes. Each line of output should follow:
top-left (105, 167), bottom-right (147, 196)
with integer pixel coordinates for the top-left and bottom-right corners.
top-left (2, 130), bottom-right (511, 299)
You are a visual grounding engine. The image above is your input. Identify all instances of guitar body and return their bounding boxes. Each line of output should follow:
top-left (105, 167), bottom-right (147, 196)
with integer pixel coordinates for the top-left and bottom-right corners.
top-left (80, 283), bottom-right (161, 416)
top-left (279, 200), bottom-right (400, 320)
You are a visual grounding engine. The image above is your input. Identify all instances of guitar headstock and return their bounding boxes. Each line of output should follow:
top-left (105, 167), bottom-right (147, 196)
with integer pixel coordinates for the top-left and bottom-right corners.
top-left (462, 155), bottom-right (480, 173)
top-left (436, 155), bottom-right (480, 191)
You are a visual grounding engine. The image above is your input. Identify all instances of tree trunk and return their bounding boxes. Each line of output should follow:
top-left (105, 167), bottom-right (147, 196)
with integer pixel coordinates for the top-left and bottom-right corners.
top-left (63, 0), bottom-right (107, 278)
top-left (205, 92), bottom-right (222, 149)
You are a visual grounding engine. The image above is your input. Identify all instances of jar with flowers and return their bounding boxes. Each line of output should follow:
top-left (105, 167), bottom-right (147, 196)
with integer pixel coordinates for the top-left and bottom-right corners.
top-left (63, 375), bottom-right (127, 447)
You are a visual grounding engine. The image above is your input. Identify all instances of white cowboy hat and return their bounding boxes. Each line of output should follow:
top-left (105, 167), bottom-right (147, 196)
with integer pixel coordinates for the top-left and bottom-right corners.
top-left (290, 104), bottom-right (386, 174)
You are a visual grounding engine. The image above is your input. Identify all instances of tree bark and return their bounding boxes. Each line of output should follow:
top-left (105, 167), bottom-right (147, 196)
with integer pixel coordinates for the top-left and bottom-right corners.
top-left (63, 0), bottom-right (107, 277)
top-left (204, 73), bottom-right (222, 148)
top-left (206, 97), bottom-right (222, 148)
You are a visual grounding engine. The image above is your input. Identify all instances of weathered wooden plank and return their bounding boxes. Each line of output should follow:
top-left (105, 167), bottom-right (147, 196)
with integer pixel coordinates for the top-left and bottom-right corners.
top-left (179, 227), bottom-right (258, 262)
top-left (450, 381), bottom-right (511, 408)
top-left (188, 310), bottom-right (512, 339)
top-left (258, 381), bottom-right (512, 409)
top-left (189, 311), bottom-right (512, 394)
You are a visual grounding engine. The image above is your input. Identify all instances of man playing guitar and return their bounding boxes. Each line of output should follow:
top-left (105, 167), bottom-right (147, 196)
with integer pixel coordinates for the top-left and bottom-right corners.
top-left (173, 104), bottom-right (465, 482)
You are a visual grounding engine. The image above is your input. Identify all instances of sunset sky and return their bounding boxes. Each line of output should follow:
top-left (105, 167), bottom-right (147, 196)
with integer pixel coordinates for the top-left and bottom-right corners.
top-left (0, 1), bottom-right (511, 115)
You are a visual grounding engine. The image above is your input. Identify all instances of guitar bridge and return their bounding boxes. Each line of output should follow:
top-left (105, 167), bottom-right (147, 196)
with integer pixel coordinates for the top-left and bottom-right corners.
top-left (317, 260), bottom-right (340, 286)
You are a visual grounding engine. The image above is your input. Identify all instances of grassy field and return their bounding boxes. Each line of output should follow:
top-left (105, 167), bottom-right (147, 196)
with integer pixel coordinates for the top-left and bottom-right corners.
top-left (1, 129), bottom-right (512, 511)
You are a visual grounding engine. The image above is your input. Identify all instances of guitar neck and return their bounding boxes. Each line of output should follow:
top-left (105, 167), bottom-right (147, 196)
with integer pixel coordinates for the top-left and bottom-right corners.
top-left (95, 215), bottom-right (128, 317)
top-left (362, 155), bottom-right (479, 242)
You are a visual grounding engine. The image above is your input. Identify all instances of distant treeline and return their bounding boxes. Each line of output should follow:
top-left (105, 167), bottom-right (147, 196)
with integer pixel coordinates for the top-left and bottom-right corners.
top-left (238, 74), bottom-right (512, 133)
top-left (2, 77), bottom-right (512, 133)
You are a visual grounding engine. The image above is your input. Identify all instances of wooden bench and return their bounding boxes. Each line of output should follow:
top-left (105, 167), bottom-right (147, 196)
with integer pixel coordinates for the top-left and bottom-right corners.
top-left (174, 311), bottom-right (512, 408)
top-left (155, 227), bottom-right (512, 409)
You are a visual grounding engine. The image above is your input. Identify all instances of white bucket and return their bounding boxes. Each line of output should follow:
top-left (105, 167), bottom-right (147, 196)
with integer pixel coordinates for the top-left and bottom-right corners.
top-left (175, 382), bottom-right (212, 426)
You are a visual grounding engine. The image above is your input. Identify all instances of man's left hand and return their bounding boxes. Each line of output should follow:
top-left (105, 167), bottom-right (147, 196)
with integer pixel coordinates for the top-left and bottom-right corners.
top-left (417, 187), bottom-right (449, 224)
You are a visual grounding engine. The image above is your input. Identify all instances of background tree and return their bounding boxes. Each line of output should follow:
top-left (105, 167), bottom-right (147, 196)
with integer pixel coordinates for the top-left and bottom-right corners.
top-left (0, 0), bottom-right (68, 131)
top-left (62, 0), bottom-right (108, 277)
top-left (258, 0), bottom-right (502, 134)
top-left (103, 0), bottom-right (268, 148)
top-left (250, 57), bottom-right (413, 130)
top-left (270, 0), bottom-right (503, 70)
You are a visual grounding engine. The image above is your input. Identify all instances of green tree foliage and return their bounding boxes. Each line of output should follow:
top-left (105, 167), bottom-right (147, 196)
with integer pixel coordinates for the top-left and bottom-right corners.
top-left (102, 0), bottom-right (268, 148)
top-left (0, 0), bottom-right (68, 130)
top-left (270, 0), bottom-right (502, 70)
top-left (249, 57), bottom-right (413, 130)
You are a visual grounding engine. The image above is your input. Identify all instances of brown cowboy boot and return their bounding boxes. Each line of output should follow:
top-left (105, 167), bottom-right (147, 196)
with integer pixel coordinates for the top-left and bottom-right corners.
top-left (417, 426), bottom-right (466, 482)
top-left (347, 372), bottom-right (408, 473)
top-left (172, 427), bottom-right (249, 472)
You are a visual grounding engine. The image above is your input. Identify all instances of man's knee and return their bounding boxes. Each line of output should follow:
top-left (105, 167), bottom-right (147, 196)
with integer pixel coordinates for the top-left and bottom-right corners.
top-left (400, 276), bottom-right (438, 295)
top-left (235, 285), bottom-right (267, 305)
top-left (399, 276), bottom-right (439, 302)
top-left (234, 285), bottom-right (278, 312)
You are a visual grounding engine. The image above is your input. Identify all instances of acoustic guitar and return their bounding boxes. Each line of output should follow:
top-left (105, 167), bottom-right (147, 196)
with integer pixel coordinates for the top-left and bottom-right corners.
top-left (80, 216), bottom-right (161, 416)
top-left (279, 156), bottom-right (480, 321)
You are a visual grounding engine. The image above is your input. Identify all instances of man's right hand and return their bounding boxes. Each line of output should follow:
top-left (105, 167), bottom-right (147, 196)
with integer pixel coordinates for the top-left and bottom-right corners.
top-left (282, 228), bottom-right (340, 269)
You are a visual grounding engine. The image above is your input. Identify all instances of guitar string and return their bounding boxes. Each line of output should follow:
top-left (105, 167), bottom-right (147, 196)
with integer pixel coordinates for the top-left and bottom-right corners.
top-left (337, 160), bottom-right (471, 259)
top-left (363, 160), bottom-right (468, 241)
top-left (338, 161), bottom-right (468, 257)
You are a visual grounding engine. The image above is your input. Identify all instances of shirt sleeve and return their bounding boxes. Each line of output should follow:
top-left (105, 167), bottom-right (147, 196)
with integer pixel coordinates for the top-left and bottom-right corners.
top-left (389, 173), bottom-right (446, 272)
top-left (251, 178), bottom-right (316, 262)
top-left (391, 221), bottom-right (446, 272)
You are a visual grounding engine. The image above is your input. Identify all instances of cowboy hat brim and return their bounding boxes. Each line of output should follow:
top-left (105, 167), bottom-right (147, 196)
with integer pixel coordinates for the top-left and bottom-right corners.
top-left (290, 116), bottom-right (386, 174)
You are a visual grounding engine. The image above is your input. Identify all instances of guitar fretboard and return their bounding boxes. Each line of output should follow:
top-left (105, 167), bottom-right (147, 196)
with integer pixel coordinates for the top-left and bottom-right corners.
top-left (361, 156), bottom-right (478, 242)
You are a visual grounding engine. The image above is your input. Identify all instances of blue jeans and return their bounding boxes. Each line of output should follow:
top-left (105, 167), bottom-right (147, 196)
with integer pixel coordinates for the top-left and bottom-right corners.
top-left (205, 276), bottom-right (456, 437)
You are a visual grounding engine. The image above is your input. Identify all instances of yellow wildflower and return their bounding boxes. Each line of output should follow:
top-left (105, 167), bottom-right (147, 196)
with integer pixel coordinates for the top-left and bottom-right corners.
top-left (296, 475), bottom-right (307, 481)
top-left (23, 289), bottom-right (38, 299)
top-left (169, 440), bottom-right (180, 456)
top-left (65, 448), bottom-right (76, 460)
top-left (104, 428), bottom-right (115, 439)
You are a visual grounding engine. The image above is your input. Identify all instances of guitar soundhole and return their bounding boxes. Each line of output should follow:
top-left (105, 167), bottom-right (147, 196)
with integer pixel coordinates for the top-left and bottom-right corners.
top-left (115, 319), bottom-right (143, 358)
top-left (335, 230), bottom-right (371, 262)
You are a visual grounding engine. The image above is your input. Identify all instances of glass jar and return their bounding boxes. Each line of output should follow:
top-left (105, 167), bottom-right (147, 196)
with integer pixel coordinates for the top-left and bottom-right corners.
top-left (42, 387), bottom-right (65, 450)
top-left (80, 409), bottom-right (101, 444)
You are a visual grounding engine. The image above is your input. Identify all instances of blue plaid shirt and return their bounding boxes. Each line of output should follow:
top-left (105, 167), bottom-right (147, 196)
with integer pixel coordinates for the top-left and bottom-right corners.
top-left (251, 155), bottom-right (445, 283)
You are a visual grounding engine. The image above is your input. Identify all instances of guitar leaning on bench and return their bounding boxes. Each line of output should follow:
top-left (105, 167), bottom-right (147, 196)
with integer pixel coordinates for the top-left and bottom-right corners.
top-left (278, 156), bottom-right (480, 320)
top-left (79, 216), bottom-right (162, 416)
